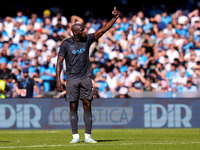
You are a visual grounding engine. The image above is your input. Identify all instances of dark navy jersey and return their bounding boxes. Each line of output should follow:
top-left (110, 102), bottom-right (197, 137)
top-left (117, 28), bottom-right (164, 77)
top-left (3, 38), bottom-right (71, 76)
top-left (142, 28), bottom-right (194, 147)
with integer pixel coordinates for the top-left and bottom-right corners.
top-left (58, 33), bottom-right (95, 80)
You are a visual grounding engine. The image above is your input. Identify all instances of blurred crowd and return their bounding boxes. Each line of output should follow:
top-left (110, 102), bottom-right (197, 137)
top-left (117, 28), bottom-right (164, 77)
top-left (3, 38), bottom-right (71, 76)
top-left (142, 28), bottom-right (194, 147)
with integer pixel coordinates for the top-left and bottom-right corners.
top-left (1, 0), bottom-right (200, 98)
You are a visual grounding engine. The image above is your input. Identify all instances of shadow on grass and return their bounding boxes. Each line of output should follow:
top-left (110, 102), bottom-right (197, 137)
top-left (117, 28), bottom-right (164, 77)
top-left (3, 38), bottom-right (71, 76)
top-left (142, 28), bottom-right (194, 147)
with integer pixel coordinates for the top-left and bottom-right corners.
top-left (96, 139), bottom-right (121, 142)
top-left (0, 141), bottom-right (11, 143)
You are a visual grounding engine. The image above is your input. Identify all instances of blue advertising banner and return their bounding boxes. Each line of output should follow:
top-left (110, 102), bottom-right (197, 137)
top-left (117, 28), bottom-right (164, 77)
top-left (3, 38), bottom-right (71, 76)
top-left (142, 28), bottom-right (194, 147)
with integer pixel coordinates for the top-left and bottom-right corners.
top-left (0, 98), bottom-right (200, 129)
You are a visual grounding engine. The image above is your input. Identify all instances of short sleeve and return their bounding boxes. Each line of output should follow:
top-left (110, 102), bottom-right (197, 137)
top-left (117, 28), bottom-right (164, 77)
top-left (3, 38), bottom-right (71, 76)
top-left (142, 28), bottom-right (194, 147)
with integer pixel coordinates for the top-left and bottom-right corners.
top-left (87, 33), bottom-right (95, 46)
top-left (31, 78), bottom-right (36, 86)
top-left (58, 41), bottom-right (67, 57)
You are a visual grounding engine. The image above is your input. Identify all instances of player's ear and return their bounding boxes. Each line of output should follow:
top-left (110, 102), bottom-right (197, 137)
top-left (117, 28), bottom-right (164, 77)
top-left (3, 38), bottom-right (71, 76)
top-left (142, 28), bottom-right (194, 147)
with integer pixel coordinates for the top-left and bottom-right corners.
top-left (73, 31), bottom-right (77, 36)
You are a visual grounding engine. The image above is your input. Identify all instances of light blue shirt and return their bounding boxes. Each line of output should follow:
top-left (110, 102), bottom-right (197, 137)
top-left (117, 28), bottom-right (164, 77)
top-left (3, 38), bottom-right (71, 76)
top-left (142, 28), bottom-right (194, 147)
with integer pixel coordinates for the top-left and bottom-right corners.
top-left (39, 66), bottom-right (56, 81)
top-left (161, 16), bottom-right (172, 25)
top-left (182, 85), bottom-right (198, 92)
top-left (165, 70), bottom-right (178, 86)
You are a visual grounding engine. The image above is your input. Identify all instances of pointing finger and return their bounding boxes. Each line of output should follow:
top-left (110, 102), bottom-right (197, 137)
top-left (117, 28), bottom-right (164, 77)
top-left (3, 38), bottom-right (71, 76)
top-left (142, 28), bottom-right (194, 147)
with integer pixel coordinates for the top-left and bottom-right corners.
top-left (114, 7), bottom-right (116, 11)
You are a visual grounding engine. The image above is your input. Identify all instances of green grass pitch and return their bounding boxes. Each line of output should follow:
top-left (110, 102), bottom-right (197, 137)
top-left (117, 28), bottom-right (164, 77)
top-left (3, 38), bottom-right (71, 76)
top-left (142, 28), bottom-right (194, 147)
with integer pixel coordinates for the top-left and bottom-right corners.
top-left (0, 129), bottom-right (199, 150)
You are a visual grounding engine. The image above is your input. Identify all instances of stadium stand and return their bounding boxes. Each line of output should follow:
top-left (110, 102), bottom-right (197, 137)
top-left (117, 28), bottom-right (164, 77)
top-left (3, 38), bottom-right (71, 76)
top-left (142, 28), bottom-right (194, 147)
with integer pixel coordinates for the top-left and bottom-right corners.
top-left (1, 0), bottom-right (200, 98)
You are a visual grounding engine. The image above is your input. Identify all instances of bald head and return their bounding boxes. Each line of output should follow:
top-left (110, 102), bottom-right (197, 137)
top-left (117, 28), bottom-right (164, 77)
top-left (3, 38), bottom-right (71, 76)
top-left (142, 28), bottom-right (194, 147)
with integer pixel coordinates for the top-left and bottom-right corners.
top-left (71, 23), bottom-right (86, 41)
top-left (71, 23), bottom-right (83, 35)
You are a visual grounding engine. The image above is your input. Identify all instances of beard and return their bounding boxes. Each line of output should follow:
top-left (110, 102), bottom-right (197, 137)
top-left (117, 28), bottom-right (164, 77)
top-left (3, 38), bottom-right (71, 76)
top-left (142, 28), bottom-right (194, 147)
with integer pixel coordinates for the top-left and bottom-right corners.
top-left (24, 75), bottom-right (28, 79)
top-left (78, 35), bottom-right (87, 42)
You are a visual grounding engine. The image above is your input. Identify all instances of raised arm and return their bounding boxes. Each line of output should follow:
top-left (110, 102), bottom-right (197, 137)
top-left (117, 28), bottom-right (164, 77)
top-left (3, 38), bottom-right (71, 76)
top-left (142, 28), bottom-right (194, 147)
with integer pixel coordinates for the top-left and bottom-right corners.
top-left (56, 56), bottom-right (65, 92)
top-left (94, 7), bottom-right (120, 40)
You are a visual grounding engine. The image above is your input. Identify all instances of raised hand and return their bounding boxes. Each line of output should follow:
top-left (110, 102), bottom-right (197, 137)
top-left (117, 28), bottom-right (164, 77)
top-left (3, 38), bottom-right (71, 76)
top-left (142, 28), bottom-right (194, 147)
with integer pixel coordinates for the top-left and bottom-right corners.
top-left (112, 7), bottom-right (120, 19)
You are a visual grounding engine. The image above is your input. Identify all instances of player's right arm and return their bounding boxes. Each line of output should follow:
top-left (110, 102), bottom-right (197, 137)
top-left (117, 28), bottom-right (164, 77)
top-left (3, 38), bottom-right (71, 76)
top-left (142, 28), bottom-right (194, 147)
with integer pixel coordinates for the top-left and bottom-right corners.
top-left (56, 56), bottom-right (65, 92)
top-left (56, 40), bottom-right (67, 92)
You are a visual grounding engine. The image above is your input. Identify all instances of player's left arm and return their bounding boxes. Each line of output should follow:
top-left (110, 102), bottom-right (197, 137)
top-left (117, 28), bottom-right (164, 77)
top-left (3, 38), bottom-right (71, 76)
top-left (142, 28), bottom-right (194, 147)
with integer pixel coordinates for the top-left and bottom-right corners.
top-left (94, 7), bottom-right (120, 40)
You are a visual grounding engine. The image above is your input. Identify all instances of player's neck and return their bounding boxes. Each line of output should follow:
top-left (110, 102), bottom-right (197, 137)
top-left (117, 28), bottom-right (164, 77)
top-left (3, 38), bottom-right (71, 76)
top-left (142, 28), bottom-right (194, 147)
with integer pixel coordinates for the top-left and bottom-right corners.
top-left (72, 36), bottom-right (81, 42)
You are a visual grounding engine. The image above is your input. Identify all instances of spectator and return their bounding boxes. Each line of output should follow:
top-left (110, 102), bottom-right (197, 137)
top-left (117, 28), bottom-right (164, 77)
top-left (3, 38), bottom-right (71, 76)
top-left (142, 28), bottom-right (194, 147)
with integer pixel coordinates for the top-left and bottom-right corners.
top-left (165, 63), bottom-right (178, 87)
top-left (154, 14), bottom-right (166, 30)
top-left (166, 44), bottom-right (180, 63)
top-left (143, 80), bottom-right (155, 92)
top-left (173, 67), bottom-right (188, 90)
top-left (161, 11), bottom-right (172, 26)
top-left (2, 4), bottom-right (200, 97)
top-left (99, 87), bottom-right (112, 98)
top-left (94, 74), bottom-right (109, 93)
top-left (182, 81), bottom-right (198, 92)
top-left (13, 68), bottom-right (40, 98)
top-left (4, 16), bottom-right (15, 38)
top-left (177, 10), bottom-right (188, 28)
top-left (106, 71), bottom-right (118, 93)
top-left (115, 87), bottom-right (131, 98)
top-left (39, 59), bottom-right (56, 92)
top-left (129, 75), bottom-right (144, 92)
top-left (14, 10), bottom-right (28, 25)
top-left (52, 12), bottom-right (68, 27)
top-left (136, 11), bottom-right (149, 26)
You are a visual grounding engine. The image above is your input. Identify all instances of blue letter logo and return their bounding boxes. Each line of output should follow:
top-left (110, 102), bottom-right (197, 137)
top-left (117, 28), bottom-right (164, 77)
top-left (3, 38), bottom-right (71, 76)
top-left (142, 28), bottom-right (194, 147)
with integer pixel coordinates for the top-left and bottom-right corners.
top-left (72, 50), bottom-right (77, 55)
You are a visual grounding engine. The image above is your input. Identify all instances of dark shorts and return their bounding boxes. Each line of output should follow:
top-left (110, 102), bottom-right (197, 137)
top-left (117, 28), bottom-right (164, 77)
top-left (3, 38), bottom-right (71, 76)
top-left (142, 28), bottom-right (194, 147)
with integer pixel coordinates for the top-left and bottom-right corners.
top-left (65, 76), bottom-right (93, 102)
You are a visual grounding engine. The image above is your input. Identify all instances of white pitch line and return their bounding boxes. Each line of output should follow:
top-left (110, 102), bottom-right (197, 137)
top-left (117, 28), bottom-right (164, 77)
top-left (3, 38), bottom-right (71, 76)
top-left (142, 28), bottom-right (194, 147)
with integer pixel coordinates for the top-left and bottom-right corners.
top-left (0, 131), bottom-right (59, 134)
top-left (0, 142), bottom-right (199, 149)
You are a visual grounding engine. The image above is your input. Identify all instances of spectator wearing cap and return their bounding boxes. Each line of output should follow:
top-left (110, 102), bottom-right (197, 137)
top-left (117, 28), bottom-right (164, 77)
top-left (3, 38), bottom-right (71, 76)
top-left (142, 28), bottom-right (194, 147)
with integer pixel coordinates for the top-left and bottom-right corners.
top-left (42, 9), bottom-right (51, 22)
top-left (115, 87), bottom-right (131, 98)
top-left (23, 59), bottom-right (36, 78)
top-left (13, 68), bottom-right (40, 98)
top-left (110, 44), bottom-right (124, 60)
